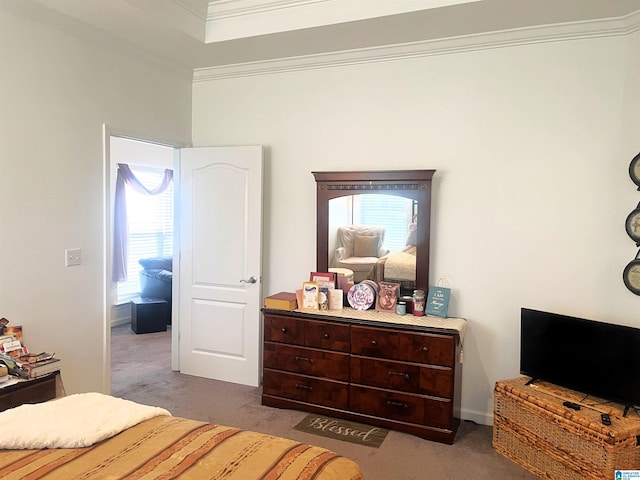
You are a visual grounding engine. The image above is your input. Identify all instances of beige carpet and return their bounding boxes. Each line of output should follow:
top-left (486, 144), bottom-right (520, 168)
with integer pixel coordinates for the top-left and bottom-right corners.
top-left (111, 324), bottom-right (536, 480)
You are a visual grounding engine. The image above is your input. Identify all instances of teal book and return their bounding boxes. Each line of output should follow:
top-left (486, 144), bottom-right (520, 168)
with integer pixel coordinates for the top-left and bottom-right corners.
top-left (426, 286), bottom-right (450, 317)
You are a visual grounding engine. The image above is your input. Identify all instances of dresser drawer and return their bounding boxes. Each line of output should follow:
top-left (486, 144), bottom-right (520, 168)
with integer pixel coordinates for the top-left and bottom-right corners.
top-left (264, 342), bottom-right (349, 381)
top-left (349, 385), bottom-right (453, 430)
top-left (0, 374), bottom-right (58, 412)
top-left (304, 320), bottom-right (350, 352)
top-left (264, 314), bottom-right (304, 344)
top-left (351, 325), bottom-right (455, 366)
top-left (263, 369), bottom-right (348, 409)
top-left (350, 356), bottom-right (453, 398)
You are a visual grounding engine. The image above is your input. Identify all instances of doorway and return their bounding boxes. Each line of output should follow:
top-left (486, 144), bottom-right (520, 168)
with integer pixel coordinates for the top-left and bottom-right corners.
top-left (104, 134), bottom-right (264, 391)
top-left (108, 136), bottom-right (177, 392)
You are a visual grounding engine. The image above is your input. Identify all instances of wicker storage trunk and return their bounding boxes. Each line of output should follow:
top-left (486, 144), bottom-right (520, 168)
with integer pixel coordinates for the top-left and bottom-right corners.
top-left (493, 377), bottom-right (640, 480)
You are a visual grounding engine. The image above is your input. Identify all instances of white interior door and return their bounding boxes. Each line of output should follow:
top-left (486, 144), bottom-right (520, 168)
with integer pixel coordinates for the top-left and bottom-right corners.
top-left (177, 146), bottom-right (263, 386)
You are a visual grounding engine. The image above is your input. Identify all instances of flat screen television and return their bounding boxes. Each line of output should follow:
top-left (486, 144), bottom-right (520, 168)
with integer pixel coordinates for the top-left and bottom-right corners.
top-left (520, 308), bottom-right (640, 413)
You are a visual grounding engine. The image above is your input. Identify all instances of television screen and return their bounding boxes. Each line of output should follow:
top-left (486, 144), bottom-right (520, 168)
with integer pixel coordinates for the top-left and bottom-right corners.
top-left (520, 308), bottom-right (640, 409)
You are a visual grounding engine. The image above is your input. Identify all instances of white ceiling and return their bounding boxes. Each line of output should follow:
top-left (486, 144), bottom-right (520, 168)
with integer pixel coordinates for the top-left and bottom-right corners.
top-left (11, 0), bottom-right (640, 72)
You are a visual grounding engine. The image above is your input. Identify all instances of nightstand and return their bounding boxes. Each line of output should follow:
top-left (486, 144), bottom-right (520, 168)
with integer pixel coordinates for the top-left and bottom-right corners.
top-left (0, 371), bottom-right (62, 412)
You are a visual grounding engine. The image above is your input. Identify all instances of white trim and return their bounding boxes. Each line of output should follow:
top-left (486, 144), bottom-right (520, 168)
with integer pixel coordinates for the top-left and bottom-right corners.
top-left (172, 149), bottom-right (181, 372)
top-left (205, 0), bottom-right (478, 42)
top-left (461, 406), bottom-right (493, 426)
top-left (111, 303), bottom-right (131, 328)
top-left (208, 0), bottom-right (331, 20)
top-left (195, 10), bottom-right (640, 81)
top-left (102, 124), bottom-right (113, 395)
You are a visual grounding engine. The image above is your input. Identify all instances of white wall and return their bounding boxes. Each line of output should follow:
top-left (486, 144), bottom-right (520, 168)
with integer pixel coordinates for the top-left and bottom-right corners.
top-left (623, 30), bottom-right (640, 200)
top-left (193, 31), bottom-right (640, 424)
top-left (0, 4), bottom-right (192, 394)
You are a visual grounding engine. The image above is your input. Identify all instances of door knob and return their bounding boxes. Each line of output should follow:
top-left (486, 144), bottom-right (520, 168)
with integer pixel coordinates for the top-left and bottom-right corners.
top-left (240, 276), bottom-right (257, 284)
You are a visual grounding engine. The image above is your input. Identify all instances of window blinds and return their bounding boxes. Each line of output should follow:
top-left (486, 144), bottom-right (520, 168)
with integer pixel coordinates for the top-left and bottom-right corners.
top-left (117, 166), bottom-right (174, 303)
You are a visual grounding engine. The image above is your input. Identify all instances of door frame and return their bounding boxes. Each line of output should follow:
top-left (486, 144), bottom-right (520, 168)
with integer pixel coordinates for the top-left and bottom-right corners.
top-left (102, 124), bottom-right (188, 393)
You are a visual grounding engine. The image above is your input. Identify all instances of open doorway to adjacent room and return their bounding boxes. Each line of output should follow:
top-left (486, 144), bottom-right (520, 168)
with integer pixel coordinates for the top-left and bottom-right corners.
top-left (108, 136), bottom-right (175, 393)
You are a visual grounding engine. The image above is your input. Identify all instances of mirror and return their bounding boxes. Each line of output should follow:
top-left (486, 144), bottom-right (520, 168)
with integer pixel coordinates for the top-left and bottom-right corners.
top-left (313, 170), bottom-right (435, 294)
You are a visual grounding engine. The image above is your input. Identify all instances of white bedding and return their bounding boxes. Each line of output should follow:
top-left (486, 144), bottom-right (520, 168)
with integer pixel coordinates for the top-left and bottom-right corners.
top-left (0, 392), bottom-right (170, 449)
top-left (384, 250), bottom-right (416, 281)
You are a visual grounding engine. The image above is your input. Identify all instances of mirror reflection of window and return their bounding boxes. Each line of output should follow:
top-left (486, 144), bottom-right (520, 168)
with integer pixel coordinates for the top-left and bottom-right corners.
top-left (328, 194), bottom-right (417, 255)
top-left (354, 194), bottom-right (414, 252)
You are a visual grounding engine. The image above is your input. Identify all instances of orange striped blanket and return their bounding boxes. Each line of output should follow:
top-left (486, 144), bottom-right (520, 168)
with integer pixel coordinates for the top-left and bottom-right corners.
top-left (0, 415), bottom-right (364, 479)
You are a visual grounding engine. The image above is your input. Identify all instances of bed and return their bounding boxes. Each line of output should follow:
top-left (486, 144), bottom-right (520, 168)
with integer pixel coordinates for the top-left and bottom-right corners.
top-left (369, 245), bottom-right (417, 291)
top-left (0, 393), bottom-right (364, 480)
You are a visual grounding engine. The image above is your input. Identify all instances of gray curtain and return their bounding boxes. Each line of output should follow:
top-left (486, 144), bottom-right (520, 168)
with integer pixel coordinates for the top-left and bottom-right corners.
top-left (112, 163), bottom-right (173, 283)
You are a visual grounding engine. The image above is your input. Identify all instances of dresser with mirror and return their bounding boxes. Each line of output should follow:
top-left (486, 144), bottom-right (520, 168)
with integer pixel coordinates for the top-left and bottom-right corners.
top-left (262, 170), bottom-right (466, 444)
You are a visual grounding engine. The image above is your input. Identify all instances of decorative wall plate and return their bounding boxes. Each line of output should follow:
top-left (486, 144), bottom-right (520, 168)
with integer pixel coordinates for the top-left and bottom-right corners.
top-left (347, 283), bottom-right (376, 310)
top-left (625, 205), bottom-right (640, 244)
top-left (623, 257), bottom-right (640, 295)
top-left (631, 151), bottom-right (640, 189)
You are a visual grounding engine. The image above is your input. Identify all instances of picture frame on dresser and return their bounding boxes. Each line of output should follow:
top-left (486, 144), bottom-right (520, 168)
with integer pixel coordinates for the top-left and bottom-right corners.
top-left (302, 282), bottom-right (319, 310)
top-left (309, 272), bottom-right (336, 290)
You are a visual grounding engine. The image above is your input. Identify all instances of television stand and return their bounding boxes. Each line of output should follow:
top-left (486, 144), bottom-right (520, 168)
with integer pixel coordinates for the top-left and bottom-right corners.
top-left (494, 377), bottom-right (640, 479)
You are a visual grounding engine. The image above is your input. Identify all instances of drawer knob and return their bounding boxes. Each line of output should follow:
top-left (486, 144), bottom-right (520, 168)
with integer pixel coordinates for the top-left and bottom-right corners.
top-left (295, 356), bottom-right (314, 364)
top-left (422, 346), bottom-right (429, 353)
top-left (295, 384), bottom-right (313, 391)
top-left (281, 328), bottom-right (287, 333)
top-left (387, 400), bottom-right (409, 409)
top-left (323, 333), bottom-right (329, 339)
top-left (388, 371), bottom-right (410, 380)
top-left (371, 340), bottom-right (378, 347)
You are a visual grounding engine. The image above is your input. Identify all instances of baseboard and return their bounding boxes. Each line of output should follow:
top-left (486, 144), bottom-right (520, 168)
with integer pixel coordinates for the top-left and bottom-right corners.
top-left (461, 407), bottom-right (493, 426)
top-left (111, 303), bottom-right (131, 328)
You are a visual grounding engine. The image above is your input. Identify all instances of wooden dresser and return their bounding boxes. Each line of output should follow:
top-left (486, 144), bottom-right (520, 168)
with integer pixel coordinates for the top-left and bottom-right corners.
top-left (262, 308), bottom-right (466, 444)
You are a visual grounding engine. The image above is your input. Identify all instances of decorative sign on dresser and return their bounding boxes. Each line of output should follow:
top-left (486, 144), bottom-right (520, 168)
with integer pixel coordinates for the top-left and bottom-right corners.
top-left (261, 307), bottom-right (466, 444)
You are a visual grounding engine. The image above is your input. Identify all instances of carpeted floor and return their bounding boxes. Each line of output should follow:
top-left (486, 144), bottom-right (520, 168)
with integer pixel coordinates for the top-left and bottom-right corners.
top-left (111, 324), bottom-right (536, 480)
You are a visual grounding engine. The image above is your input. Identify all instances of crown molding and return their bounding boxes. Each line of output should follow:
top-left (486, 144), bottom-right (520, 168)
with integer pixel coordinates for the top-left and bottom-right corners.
top-left (194, 9), bottom-right (640, 82)
top-left (204, 0), bottom-right (468, 42)
top-left (207, 0), bottom-right (329, 20)
top-left (175, 0), bottom-right (209, 20)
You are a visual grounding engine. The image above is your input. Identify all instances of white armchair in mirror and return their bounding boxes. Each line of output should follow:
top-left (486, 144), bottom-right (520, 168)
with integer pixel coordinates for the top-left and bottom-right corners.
top-left (331, 225), bottom-right (389, 282)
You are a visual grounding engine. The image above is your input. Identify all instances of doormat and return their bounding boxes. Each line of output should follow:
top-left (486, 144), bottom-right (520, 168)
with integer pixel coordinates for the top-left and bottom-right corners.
top-left (293, 414), bottom-right (388, 448)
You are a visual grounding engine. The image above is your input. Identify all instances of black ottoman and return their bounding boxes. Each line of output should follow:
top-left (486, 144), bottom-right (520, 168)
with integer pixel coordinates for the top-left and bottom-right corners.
top-left (130, 297), bottom-right (169, 334)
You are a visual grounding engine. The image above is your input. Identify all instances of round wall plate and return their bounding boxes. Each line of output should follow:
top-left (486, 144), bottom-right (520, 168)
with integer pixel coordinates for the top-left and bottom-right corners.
top-left (623, 258), bottom-right (640, 295)
top-left (630, 151), bottom-right (640, 188)
top-left (625, 206), bottom-right (640, 244)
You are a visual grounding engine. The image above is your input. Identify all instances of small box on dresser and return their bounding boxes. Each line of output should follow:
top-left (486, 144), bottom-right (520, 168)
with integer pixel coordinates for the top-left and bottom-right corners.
top-left (493, 377), bottom-right (640, 480)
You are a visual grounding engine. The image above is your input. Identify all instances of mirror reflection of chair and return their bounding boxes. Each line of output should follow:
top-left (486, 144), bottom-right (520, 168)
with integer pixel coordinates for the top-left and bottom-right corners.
top-left (332, 225), bottom-right (389, 282)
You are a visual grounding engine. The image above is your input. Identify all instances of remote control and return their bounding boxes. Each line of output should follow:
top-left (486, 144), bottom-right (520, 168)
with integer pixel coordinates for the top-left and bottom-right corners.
top-left (601, 413), bottom-right (611, 426)
top-left (562, 401), bottom-right (581, 410)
